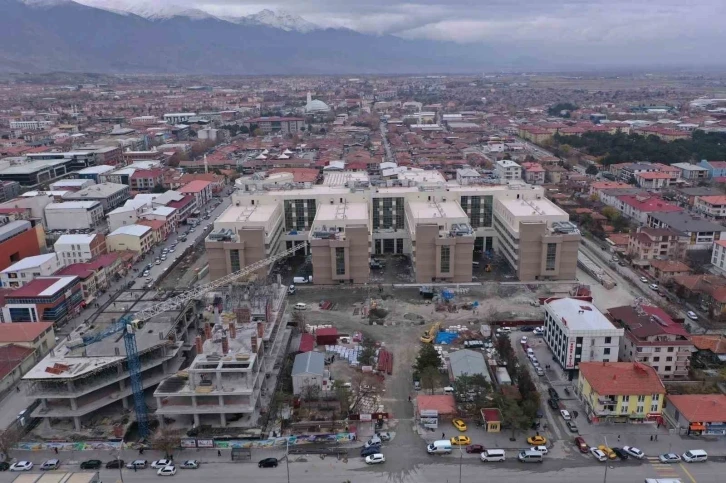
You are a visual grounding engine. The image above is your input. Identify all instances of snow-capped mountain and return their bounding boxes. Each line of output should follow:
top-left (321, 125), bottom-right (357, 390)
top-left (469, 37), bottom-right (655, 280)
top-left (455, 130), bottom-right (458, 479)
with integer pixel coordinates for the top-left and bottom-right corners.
top-left (223, 9), bottom-right (320, 33)
top-left (73, 0), bottom-right (218, 20)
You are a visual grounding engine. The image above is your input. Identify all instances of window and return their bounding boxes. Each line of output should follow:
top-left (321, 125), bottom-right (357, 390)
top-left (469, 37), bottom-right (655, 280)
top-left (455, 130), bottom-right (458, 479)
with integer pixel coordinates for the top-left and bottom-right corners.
top-left (655, 347), bottom-right (661, 352)
top-left (667, 347), bottom-right (674, 352)
top-left (335, 247), bottom-right (346, 276)
top-left (637, 395), bottom-right (645, 402)
top-left (651, 394), bottom-right (660, 402)
top-left (665, 366), bottom-right (672, 371)
top-left (545, 243), bottom-right (557, 271)
top-left (440, 246), bottom-right (451, 273)
top-left (636, 406), bottom-right (644, 414)
top-left (653, 357), bottom-right (660, 362)
top-left (605, 337), bottom-right (612, 344)
top-left (603, 348), bottom-right (610, 355)
top-left (621, 395), bottom-right (629, 402)
top-left (229, 249), bottom-right (240, 273)
top-left (620, 406), bottom-right (629, 414)
top-left (666, 356), bottom-right (672, 361)
top-left (651, 403), bottom-right (659, 412)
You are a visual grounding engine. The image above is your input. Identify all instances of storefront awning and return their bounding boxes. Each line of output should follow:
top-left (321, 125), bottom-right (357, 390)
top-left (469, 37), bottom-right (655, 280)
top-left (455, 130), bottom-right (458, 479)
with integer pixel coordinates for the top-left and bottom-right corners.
top-left (690, 423), bottom-right (706, 431)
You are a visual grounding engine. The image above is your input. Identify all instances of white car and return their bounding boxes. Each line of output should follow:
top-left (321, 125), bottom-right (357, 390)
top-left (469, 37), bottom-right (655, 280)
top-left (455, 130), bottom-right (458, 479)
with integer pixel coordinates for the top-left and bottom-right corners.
top-left (659, 453), bottom-right (681, 463)
top-left (180, 460), bottom-right (199, 469)
top-left (10, 461), bottom-right (33, 471)
top-left (294, 302), bottom-right (307, 311)
top-left (151, 459), bottom-right (172, 469)
top-left (590, 448), bottom-right (607, 462)
top-left (640, 277), bottom-right (649, 283)
top-left (560, 410), bottom-right (571, 421)
top-left (649, 283), bottom-right (659, 290)
top-left (365, 454), bottom-right (385, 465)
top-left (157, 466), bottom-right (177, 476)
top-left (520, 336), bottom-right (528, 344)
top-left (687, 311), bottom-right (698, 321)
top-left (530, 445), bottom-right (548, 455)
top-left (622, 446), bottom-right (644, 459)
top-left (533, 328), bottom-right (543, 335)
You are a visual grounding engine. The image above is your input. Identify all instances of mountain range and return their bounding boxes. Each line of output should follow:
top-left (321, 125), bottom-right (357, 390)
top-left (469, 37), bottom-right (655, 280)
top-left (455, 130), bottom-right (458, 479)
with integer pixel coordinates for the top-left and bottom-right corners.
top-left (0, 0), bottom-right (494, 74)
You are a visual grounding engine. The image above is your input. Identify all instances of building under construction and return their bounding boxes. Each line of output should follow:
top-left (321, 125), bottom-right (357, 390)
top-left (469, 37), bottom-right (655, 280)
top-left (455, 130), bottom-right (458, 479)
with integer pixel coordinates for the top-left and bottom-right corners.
top-left (154, 279), bottom-right (290, 428)
top-left (21, 290), bottom-right (197, 435)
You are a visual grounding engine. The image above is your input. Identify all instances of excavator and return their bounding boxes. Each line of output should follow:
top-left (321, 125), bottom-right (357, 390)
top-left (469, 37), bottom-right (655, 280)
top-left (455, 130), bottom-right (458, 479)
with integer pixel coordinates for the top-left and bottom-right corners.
top-left (420, 321), bottom-right (441, 343)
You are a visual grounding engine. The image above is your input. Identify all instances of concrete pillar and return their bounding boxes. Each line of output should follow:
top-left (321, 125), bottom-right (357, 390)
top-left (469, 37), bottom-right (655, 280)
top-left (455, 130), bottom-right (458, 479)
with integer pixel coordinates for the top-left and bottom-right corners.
top-left (220, 413), bottom-right (226, 427)
top-left (193, 414), bottom-right (200, 426)
top-left (192, 396), bottom-right (197, 408)
top-left (119, 379), bottom-right (126, 390)
top-left (215, 372), bottom-right (222, 390)
top-left (218, 395), bottom-right (224, 407)
top-left (66, 380), bottom-right (74, 392)
top-left (73, 416), bottom-right (81, 432)
top-left (158, 415), bottom-right (166, 428)
top-left (70, 399), bottom-right (77, 411)
top-left (162, 360), bottom-right (168, 373)
top-left (121, 396), bottom-right (129, 409)
top-left (41, 398), bottom-right (48, 410)
top-left (42, 418), bottom-right (51, 430)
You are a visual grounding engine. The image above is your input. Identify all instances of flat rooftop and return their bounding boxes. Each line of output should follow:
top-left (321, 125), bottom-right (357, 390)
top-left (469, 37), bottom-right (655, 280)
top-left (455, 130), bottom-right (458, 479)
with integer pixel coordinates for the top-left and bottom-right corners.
top-left (216, 203), bottom-right (279, 227)
top-left (398, 168), bottom-right (446, 184)
top-left (322, 171), bottom-right (370, 187)
top-left (546, 298), bottom-right (621, 332)
top-left (408, 200), bottom-right (468, 221)
top-left (313, 202), bottom-right (369, 224)
top-left (498, 197), bottom-right (567, 218)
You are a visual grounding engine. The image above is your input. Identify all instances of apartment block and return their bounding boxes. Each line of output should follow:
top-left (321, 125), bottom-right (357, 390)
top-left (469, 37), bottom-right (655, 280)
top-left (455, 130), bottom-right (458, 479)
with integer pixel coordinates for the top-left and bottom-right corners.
top-left (54, 233), bottom-right (107, 265)
top-left (0, 253), bottom-right (63, 288)
top-left (627, 226), bottom-right (684, 261)
top-left (495, 160), bottom-right (522, 180)
top-left (694, 195), bottom-right (726, 220)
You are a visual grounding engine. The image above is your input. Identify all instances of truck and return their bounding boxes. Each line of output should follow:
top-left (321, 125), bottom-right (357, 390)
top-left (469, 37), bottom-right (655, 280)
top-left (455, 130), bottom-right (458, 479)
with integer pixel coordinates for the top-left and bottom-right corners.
top-left (480, 324), bottom-right (491, 339)
top-left (495, 367), bottom-right (512, 386)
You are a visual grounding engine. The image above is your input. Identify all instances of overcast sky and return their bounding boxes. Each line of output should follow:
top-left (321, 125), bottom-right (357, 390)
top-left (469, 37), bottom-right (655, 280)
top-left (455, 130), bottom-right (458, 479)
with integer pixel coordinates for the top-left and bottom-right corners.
top-left (77, 0), bottom-right (725, 66)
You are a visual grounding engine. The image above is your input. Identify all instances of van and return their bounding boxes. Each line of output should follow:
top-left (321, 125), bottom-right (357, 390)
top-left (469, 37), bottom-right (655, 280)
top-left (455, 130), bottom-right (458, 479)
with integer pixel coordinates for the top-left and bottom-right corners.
top-left (40, 459), bottom-right (60, 470)
top-left (518, 450), bottom-right (543, 463)
top-left (443, 387), bottom-right (455, 395)
top-left (294, 303), bottom-right (307, 311)
top-left (427, 440), bottom-right (452, 455)
top-left (480, 449), bottom-right (506, 462)
top-left (682, 449), bottom-right (708, 462)
top-left (293, 276), bottom-right (312, 284)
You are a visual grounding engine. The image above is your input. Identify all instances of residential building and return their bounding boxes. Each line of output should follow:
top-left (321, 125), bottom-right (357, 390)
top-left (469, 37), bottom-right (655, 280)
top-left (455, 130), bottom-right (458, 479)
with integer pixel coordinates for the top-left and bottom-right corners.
top-left (520, 162), bottom-right (545, 185)
top-left (544, 165), bottom-right (567, 184)
top-left (711, 240), bottom-right (726, 275)
top-left (698, 159), bottom-right (726, 178)
top-left (63, 183), bottom-right (131, 213)
top-left (54, 234), bottom-right (107, 265)
top-left (55, 253), bottom-right (122, 300)
top-left (0, 323), bottom-right (56, 391)
top-left (543, 298), bottom-right (624, 374)
top-left (671, 186), bottom-right (723, 208)
top-left (292, 351), bottom-right (325, 396)
top-left (647, 212), bottom-right (726, 251)
top-left (493, 198), bottom-right (579, 281)
top-left (23, 299), bottom-right (195, 431)
top-left (0, 181), bottom-right (21, 203)
top-left (694, 195), bottom-right (726, 220)
top-left (616, 195), bottom-right (682, 224)
top-left (0, 158), bottom-right (85, 188)
top-left (448, 349), bottom-right (491, 383)
top-left (179, 180), bottom-right (213, 209)
top-left (0, 253), bottom-right (63, 288)
top-left (607, 305), bottom-right (694, 380)
top-left (664, 395), bottom-right (726, 436)
top-left (671, 162), bottom-right (709, 180)
top-left (130, 169), bottom-right (164, 193)
top-left (154, 284), bottom-right (289, 428)
top-left (0, 220), bottom-right (42, 272)
top-left (44, 201), bottom-right (104, 230)
top-left (309, 203), bottom-right (370, 285)
top-left (1, 276), bottom-right (82, 324)
top-left (577, 362), bottom-right (665, 424)
top-left (0, 345), bottom-right (38, 393)
top-left (634, 172), bottom-right (678, 189)
top-left (627, 227), bottom-right (684, 261)
top-left (243, 117), bottom-right (305, 134)
top-left (616, 162), bottom-right (662, 182)
top-left (49, 179), bottom-right (95, 192)
top-left (76, 165), bottom-right (114, 183)
top-left (648, 259), bottom-right (692, 283)
top-left (495, 160), bottom-right (522, 181)
top-left (106, 225), bottom-right (154, 255)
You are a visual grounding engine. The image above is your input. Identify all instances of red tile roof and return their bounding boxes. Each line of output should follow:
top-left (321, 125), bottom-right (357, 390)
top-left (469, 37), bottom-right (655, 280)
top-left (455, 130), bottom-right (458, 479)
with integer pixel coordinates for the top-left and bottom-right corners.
top-left (0, 344), bottom-right (35, 379)
top-left (417, 394), bottom-right (456, 415)
top-left (0, 322), bottom-right (53, 343)
top-left (179, 180), bottom-right (212, 193)
top-left (9, 278), bottom-right (59, 298)
top-left (579, 362), bottom-right (665, 395)
top-left (691, 335), bottom-right (726, 354)
top-left (617, 195), bottom-right (682, 213)
top-left (649, 259), bottom-right (692, 272)
top-left (666, 395), bottom-right (726, 423)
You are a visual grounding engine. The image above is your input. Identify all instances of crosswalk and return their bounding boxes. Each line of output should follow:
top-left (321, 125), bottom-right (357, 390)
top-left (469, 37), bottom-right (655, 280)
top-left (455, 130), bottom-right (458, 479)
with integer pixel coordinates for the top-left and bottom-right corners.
top-left (646, 456), bottom-right (682, 479)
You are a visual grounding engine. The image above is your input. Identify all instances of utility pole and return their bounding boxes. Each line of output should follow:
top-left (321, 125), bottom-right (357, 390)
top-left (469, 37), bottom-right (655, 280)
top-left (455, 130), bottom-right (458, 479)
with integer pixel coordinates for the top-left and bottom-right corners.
top-left (286, 437), bottom-right (291, 483)
top-left (116, 452), bottom-right (124, 483)
top-left (602, 436), bottom-right (609, 483)
top-left (458, 444), bottom-right (463, 483)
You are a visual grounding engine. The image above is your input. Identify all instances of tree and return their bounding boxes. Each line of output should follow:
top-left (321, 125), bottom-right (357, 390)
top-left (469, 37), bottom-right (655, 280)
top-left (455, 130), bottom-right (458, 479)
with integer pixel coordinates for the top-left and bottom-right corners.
top-left (601, 206), bottom-right (619, 221)
top-left (415, 344), bottom-right (442, 374)
top-left (0, 427), bottom-right (20, 460)
top-left (301, 383), bottom-right (321, 402)
top-left (585, 164), bottom-right (599, 175)
top-left (345, 372), bottom-right (384, 414)
top-left (152, 184), bottom-right (166, 194)
top-left (151, 429), bottom-right (181, 458)
top-left (359, 338), bottom-right (377, 366)
top-left (497, 395), bottom-right (530, 440)
top-left (420, 366), bottom-right (439, 395)
top-left (452, 374), bottom-right (491, 403)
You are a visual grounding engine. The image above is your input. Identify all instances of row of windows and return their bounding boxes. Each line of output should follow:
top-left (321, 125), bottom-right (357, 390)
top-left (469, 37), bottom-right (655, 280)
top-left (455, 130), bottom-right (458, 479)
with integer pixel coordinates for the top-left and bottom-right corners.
top-left (440, 246), bottom-right (451, 273)
top-left (335, 247), bottom-right (346, 275)
top-left (460, 195), bottom-right (493, 229)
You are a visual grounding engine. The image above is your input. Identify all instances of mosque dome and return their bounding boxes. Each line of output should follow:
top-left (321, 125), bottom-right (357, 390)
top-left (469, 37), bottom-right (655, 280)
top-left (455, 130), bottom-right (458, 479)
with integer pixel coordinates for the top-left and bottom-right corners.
top-left (304, 92), bottom-right (330, 113)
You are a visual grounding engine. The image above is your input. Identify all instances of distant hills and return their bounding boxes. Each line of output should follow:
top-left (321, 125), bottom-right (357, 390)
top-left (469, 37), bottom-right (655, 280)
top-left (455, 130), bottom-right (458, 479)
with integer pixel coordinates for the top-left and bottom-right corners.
top-left (0, 0), bottom-right (489, 74)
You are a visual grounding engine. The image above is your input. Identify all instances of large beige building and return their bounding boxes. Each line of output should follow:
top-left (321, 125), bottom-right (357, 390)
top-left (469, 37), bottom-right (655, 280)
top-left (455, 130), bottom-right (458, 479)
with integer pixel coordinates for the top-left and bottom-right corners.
top-left (106, 224), bottom-right (154, 255)
top-left (493, 197), bottom-right (580, 281)
top-left (206, 169), bottom-right (579, 284)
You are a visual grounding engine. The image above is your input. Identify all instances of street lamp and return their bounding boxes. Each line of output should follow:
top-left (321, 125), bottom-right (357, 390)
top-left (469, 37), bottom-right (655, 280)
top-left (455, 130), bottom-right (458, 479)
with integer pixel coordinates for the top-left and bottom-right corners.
top-left (602, 436), bottom-right (609, 483)
top-left (115, 451), bottom-right (124, 483)
top-left (458, 443), bottom-right (463, 483)
top-left (285, 437), bottom-right (291, 483)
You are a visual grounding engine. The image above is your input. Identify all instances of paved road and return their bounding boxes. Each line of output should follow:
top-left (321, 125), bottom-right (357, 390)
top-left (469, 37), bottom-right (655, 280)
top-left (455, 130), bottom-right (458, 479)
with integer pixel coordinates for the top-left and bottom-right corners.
top-left (0, 457), bottom-right (722, 483)
top-left (380, 122), bottom-right (396, 164)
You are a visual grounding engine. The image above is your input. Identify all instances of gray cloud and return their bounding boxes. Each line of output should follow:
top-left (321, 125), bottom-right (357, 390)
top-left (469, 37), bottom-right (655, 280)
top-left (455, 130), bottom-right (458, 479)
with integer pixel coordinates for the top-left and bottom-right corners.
top-left (84, 0), bottom-right (726, 65)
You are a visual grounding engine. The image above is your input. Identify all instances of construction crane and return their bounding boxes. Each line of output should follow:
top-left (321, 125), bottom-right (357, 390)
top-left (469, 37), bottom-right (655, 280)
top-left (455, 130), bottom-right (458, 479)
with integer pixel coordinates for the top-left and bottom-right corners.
top-left (70, 242), bottom-right (308, 437)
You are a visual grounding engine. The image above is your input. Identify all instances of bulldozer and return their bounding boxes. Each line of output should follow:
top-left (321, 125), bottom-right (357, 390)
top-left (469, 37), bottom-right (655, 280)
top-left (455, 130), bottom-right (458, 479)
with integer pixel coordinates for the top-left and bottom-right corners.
top-left (420, 322), bottom-right (441, 343)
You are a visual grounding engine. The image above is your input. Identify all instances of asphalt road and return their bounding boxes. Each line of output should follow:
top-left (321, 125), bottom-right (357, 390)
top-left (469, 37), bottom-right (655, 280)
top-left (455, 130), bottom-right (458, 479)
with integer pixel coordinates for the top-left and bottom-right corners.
top-left (0, 457), bottom-right (721, 483)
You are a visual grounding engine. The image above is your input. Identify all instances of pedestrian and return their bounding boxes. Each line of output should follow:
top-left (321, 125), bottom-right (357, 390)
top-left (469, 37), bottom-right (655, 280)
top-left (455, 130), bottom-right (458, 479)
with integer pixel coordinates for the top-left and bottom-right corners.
top-left (54, 447), bottom-right (58, 454)
top-left (617, 435), bottom-right (620, 442)
top-left (218, 450), bottom-right (221, 457)
top-left (408, 395), bottom-right (411, 402)
top-left (15, 386), bottom-right (20, 392)
top-left (133, 465), bottom-right (137, 472)
top-left (442, 432), bottom-right (445, 439)
top-left (655, 434), bottom-right (658, 441)
top-left (650, 435), bottom-right (653, 441)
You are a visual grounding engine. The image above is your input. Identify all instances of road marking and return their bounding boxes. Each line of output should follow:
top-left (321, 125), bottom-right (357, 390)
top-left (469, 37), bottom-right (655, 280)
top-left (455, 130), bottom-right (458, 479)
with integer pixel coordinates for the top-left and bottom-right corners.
top-left (679, 463), bottom-right (698, 483)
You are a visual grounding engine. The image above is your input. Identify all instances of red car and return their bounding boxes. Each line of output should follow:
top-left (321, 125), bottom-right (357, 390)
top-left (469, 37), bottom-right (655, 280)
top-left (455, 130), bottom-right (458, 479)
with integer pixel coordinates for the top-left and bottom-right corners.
top-left (574, 436), bottom-right (589, 453)
top-left (466, 444), bottom-right (485, 454)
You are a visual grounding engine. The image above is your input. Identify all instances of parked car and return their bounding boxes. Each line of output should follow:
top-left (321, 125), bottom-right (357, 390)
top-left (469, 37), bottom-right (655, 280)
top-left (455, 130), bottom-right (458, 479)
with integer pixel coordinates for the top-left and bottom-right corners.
top-left (452, 419), bottom-right (467, 431)
top-left (450, 436), bottom-right (471, 446)
top-left (126, 460), bottom-right (148, 469)
top-left (591, 448), bottom-right (607, 462)
top-left (530, 445), bottom-right (548, 455)
top-left (622, 446), bottom-right (644, 459)
top-left (365, 454), bottom-right (385, 465)
top-left (649, 283), bottom-right (659, 290)
top-left (180, 460), bottom-right (199, 469)
top-left (548, 388), bottom-right (559, 400)
top-left (574, 437), bottom-right (589, 453)
top-left (151, 459), bottom-right (172, 469)
top-left (10, 461), bottom-right (33, 471)
top-left (294, 302), bottom-right (307, 310)
top-left (640, 277), bottom-right (649, 283)
top-left (598, 445), bottom-right (617, 460)
top-left (659, 453), bottom-right (681, 463)
top-left (0, 462), bottom-right (9, 471)
top-left (466, 444), bottom-right (485, 454)
top-left (80, 460), bottom-right (102, 470)
top-left (566, 420), bottom-right (578, 432)
top-left (527, 435), bottom-right (547, 445)
top-left (361, 446), bottom-right (381, 457)
top-left (560, 410), bottom-right (571, 421)
top-left (40, 459), bottom-right (60, 471)
top-left (687, 311), bottom-right (698, 321)
top-left (548, 398), bottom-right (559, 410)
top-left (157, 466), bottom-right (176, 476)
top-left (106, 460), bottom-right (124, 469)
top-left (288, 285), bottom-right (296, 295)
top-left (258, 458), bottom-right (278, 468)
top-left (611, 447), bottom-right (629, 460)
top-left (377, 432), bottom-right (392, 441)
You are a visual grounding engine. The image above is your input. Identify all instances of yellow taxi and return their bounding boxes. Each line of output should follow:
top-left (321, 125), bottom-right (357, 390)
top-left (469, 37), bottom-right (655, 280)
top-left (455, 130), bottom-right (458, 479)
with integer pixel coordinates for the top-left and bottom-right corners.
top-left (527, 435), bottom-right (547, 445)
top-left (450, 435), bottom-right (471, 446)
top-left (598, 445), bottom-right (617, 460)
top-left (452, 419), bottom-right (467, 432)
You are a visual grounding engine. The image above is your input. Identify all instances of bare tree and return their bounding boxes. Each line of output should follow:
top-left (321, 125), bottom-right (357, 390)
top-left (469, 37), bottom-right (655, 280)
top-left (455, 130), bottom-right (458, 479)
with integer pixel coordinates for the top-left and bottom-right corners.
top-left (420, 366), bottom-right (439, 395)
top-left (151, 429), bottom-right (182, 459)
top-left (301, 383), bottom-right (321, 402)
top-left (346, 373), bottom-right (383, 414)
top-left (0, 427), bottom-right (21, 460)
